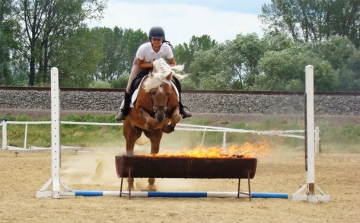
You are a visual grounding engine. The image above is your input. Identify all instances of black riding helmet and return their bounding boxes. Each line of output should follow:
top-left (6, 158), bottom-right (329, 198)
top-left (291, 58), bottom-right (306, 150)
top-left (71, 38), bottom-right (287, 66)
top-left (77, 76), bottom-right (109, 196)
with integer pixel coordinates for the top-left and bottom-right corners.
top-left (149, 26), bottom-right (165, 40)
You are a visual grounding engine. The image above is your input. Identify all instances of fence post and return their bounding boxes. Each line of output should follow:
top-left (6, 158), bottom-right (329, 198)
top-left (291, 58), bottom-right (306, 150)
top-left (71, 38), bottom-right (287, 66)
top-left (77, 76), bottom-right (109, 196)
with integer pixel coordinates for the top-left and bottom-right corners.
top-left (24, 122), bottom-right (28, 150)
top-left (222, 132), bottom-right (227, 150)
top-left (1, 118), bottom-right (9, 150)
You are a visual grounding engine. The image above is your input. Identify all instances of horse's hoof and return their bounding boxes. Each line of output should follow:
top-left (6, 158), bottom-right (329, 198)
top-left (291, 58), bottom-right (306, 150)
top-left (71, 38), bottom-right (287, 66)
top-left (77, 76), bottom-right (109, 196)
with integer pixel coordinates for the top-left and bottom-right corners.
top-left (166, 126), bottom-right (174, 133)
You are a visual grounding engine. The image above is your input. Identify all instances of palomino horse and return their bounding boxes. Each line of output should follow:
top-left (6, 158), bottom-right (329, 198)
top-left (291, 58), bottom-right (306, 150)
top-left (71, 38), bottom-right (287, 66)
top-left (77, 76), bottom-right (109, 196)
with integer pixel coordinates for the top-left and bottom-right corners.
top-left (122, 58), bottom-right (187, 190)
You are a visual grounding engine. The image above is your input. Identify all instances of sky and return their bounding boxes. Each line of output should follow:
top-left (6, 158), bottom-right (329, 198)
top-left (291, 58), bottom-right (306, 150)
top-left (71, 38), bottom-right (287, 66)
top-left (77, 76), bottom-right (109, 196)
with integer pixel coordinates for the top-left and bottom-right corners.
top-left (87, 0), bottom-right (272, 46)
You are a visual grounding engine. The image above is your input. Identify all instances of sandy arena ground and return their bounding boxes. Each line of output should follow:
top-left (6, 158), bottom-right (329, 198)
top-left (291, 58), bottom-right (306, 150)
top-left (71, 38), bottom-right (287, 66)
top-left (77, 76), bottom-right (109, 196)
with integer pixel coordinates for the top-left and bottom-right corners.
top-left (1, 146), bottom-right (359, 223)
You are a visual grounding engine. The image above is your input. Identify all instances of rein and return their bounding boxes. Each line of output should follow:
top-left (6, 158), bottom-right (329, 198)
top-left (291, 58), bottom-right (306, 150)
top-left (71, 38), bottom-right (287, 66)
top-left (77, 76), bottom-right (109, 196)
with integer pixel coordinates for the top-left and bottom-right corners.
top-left (149, 82), bottom-right (170, 113)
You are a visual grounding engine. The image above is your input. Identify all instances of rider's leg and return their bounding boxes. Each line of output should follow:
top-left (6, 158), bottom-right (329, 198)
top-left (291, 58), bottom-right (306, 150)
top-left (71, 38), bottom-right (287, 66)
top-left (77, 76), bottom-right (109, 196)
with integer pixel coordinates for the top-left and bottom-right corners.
top-left (115, 92), bottom-right (132, 121)
top-left (172, 77), bottom-right (192, 119)
top-left (115, 58), bottom-right (144, 121)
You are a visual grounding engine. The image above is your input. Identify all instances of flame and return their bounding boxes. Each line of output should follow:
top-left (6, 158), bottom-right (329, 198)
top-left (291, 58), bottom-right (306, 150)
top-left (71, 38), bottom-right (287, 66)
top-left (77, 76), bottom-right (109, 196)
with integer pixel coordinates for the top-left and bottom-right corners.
top-left (145, 142), bottom-right (269, 158)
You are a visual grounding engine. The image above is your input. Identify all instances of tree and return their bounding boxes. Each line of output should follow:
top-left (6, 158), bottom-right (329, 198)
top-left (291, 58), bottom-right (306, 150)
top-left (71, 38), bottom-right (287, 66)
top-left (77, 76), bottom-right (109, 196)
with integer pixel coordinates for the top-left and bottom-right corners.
top-left (0, 26), bottom-right (12, 85)
top-left (309, 36), bottom-right (358, 70)
top-left (96, 27), bottom-right (148, 81)
top-left (52, 27), bottom-right (104, 87)
top-left (258, 44), bottom-right (338, 91)
top-left (262, 31), bottom-right (294, 52)
top-left (308, 36), bottom-right (360, 91)
top-left (341, 51), bottom-right (360, 91)
top-left (0, 0), bottom-right (15, 85)
top-left (259, 0), bottom-right (360, 47)
top-left (187, 42), bottom-right (253, 90)
top-left (188, 49), bottom-right (216, 88)
top-left (174, 35), bottom-right (217, 73)
top-left (11, 0), bottom-right (106, 86)
top-left (221, 33), bottom-right (265, 90)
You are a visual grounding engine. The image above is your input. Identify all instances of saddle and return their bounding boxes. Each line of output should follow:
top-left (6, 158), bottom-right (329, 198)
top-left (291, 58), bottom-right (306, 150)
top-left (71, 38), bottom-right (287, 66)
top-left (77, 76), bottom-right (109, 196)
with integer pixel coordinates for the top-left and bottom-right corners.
top-left (130, 68), bottom-right (150, 94)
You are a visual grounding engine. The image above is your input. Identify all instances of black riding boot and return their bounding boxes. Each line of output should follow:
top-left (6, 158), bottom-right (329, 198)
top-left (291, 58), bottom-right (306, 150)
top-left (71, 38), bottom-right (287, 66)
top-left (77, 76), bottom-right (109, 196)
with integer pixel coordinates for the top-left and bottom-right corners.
top-left (115, 92), bottom-right (132, 121)
top-left (172, 77), bottom-right (192, 119)
top-left (179, 102), bottom-right (192, 119)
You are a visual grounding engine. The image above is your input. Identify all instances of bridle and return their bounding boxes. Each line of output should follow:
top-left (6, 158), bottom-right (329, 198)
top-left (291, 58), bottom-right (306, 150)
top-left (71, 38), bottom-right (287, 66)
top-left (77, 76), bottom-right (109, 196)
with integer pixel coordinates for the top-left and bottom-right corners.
top-left (149, 82), bottom-right (170, 114)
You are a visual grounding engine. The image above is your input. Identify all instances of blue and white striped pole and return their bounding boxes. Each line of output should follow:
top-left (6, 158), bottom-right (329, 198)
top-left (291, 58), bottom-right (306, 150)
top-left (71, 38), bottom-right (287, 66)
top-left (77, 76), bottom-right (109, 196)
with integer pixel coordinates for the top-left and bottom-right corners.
top-left (74, 191), bottom-right (288, 199)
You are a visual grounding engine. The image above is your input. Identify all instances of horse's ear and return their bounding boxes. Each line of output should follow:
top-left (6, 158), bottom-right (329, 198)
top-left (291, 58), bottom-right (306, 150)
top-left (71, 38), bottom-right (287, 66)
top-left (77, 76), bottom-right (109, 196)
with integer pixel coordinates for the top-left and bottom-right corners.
top-left (166, 73), bottom-right (172, 81)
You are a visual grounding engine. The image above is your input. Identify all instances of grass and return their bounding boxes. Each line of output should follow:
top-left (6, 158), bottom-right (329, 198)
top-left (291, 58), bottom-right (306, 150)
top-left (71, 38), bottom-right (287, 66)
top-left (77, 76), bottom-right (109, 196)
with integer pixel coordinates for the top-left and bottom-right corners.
top-left (0, 114), bottom-right (359, 153)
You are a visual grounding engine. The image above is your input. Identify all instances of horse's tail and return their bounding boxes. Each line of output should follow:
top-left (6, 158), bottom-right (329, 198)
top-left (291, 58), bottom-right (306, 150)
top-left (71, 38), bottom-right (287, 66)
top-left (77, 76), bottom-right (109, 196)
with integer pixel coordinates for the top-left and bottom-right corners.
top-left (135, 132), bottom-right (149, 145)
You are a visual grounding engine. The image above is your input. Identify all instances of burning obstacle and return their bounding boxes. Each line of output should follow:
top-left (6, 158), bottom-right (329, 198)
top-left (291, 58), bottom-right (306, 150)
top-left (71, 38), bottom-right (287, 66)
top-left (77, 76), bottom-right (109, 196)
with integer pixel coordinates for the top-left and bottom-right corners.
top-left (116, 155), bottom-right (257, 200)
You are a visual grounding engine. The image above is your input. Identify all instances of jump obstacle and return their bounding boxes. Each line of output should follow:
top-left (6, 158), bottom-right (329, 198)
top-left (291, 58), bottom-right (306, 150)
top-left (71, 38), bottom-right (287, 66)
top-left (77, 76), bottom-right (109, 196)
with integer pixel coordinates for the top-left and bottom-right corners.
top-left (35, 66), bottom-right (328, 202)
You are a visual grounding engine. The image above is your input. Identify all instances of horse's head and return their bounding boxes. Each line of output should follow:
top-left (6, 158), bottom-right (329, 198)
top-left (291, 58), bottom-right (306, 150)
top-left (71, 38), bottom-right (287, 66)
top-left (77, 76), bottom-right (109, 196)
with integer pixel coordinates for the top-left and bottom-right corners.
top-left (143, 58), bottom-right (186, 123)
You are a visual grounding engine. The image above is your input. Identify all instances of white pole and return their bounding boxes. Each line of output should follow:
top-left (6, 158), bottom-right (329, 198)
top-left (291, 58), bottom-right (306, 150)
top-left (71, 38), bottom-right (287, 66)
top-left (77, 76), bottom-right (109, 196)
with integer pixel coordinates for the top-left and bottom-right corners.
top-left (24, 123), bottom-right (28, 149)
top-left (292, 65), bottom-right (330, 202)
top-left (306, 65), bottom-right (315, 196)
top-left (51, 67), bottom-right (61, 198)
top-left (36, 67), bottom-right (72, 198)
top-left (222, 132), bottom-right (227, 150)
top-left (2, 120), bottom-right (7, 150)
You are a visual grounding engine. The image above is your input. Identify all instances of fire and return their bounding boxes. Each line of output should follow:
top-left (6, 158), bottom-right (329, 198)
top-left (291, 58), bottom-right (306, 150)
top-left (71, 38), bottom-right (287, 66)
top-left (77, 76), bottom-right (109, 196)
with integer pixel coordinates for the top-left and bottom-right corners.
top-left (146, 142), bottom-right (269, 158)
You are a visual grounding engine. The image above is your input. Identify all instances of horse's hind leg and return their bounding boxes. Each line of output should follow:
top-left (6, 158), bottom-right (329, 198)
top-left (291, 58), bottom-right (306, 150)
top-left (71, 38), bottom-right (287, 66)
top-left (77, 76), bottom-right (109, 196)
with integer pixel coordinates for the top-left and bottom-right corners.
top-left (143, 129), bottom-right (163, 154)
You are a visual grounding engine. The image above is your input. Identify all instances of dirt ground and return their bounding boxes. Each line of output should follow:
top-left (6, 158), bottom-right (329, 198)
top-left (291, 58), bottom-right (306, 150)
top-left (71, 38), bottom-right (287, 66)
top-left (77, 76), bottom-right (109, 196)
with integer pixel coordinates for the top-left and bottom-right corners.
top-left (1, 148), bottom-right (359, 223)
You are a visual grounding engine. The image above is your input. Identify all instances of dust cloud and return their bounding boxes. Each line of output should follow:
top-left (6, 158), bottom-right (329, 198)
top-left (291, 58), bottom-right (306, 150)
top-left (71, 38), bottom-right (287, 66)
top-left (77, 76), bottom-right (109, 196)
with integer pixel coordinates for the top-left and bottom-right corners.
top-left (60, 141), bottom-right (199, 191)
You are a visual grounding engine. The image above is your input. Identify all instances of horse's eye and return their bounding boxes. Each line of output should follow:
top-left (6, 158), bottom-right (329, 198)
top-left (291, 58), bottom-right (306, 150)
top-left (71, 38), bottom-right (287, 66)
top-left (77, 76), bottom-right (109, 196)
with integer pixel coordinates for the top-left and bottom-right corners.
top-left (150, 91), bottom-right (156, 96)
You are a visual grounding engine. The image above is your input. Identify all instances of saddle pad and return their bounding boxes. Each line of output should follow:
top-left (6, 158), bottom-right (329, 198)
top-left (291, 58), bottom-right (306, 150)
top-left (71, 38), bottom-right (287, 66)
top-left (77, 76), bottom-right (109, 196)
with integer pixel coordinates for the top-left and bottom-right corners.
top-left (130, 77), bottom-right (179, 108)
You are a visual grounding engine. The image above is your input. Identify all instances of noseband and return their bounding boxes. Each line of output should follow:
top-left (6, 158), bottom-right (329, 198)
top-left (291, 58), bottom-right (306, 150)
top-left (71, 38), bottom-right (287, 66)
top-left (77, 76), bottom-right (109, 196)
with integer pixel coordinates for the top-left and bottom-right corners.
top-left (149, 82), bottom-right (170, 113)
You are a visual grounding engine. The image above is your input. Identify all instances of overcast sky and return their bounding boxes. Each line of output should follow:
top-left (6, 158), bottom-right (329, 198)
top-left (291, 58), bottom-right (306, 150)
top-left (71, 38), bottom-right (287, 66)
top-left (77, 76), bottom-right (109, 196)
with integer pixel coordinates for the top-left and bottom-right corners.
top-left (87, 0), bottom-right (271, 46)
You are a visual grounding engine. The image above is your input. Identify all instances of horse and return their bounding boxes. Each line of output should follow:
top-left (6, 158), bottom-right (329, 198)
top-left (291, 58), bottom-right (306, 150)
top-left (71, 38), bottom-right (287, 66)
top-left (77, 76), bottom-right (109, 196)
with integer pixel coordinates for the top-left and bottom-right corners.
top-left (122, 58), bottom-right (187, 191)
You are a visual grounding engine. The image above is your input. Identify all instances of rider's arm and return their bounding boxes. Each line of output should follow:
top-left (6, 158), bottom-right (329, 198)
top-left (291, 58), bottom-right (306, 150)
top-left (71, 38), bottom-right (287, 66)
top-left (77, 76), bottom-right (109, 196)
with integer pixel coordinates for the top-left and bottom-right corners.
top-left (168, 57), bottom-right (176, 67)
top-left (137, 58), bottom-right (153, 69)
top-left (137, 57), bottom-right (176, 68)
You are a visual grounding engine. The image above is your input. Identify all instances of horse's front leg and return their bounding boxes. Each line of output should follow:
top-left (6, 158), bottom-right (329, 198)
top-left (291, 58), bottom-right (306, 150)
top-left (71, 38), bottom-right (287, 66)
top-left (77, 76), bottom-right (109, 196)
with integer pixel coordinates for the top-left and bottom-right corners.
top-left (139, 108), bottom-right (157, 131)
top-left (143, 129), bottom-right (163, 191)
top-left (163, 106), bottom-right (181, 133)
top-left (123, 120), bottom-right (142, 191)
top-left (123, 120), bottom-right (142, 156)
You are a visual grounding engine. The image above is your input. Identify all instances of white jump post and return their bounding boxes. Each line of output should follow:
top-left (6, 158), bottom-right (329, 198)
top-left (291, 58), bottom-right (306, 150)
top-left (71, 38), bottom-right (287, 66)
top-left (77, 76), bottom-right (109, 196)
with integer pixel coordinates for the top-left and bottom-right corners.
top-left (1, 119), bottom-right (7, 150)
top-left (291, 65), bottom-right (330, 202)
top-left (36, 67), bottom-right (72, 198)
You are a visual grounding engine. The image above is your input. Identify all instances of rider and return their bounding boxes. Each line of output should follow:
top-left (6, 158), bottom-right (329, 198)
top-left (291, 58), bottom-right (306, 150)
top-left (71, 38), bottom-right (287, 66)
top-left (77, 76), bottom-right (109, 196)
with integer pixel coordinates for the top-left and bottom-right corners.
top-left (115, 26), bottom-right (192, 121)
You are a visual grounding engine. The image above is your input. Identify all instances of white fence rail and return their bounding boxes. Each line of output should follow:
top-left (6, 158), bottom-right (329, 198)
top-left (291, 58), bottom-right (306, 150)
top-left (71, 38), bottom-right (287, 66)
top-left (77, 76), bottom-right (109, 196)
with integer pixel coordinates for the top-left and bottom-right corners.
top-left (1, 119), bottom-right (317, 151)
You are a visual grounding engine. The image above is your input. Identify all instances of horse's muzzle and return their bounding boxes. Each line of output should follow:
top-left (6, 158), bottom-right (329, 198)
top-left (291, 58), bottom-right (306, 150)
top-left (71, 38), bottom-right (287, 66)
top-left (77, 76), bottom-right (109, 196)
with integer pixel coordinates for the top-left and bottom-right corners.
top-left (154, 110), bottom-right (166, 123)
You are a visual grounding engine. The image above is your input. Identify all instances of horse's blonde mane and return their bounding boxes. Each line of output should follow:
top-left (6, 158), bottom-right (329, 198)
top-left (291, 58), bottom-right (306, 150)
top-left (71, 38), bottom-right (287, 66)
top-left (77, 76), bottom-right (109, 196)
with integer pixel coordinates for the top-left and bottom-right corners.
top-left (143, 58), bottom-right (187, 92)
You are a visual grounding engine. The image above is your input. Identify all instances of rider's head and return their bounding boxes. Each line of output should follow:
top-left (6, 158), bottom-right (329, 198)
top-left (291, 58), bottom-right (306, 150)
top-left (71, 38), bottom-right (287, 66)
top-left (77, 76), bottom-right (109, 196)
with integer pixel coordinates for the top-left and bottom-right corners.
top-left (148, 26), bottom-right (173, 49)
top-left (148, 26), bottom-right (165, 42)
